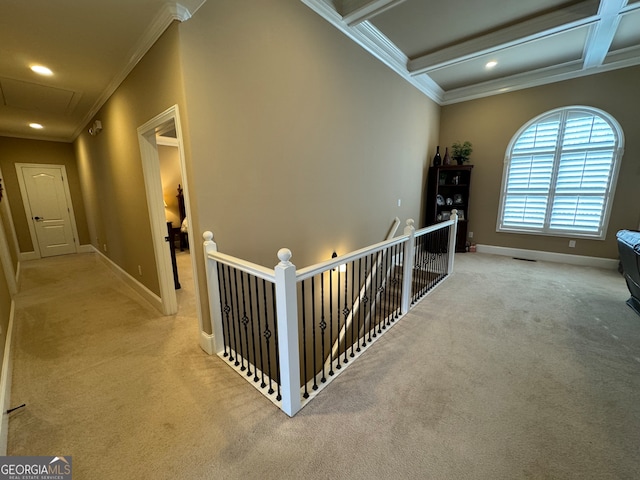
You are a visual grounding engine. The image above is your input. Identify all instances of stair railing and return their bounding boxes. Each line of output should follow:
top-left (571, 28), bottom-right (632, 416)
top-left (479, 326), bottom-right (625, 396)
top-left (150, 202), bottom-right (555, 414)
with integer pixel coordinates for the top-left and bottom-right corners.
top-left (203, 212), bottom-right (458, 417)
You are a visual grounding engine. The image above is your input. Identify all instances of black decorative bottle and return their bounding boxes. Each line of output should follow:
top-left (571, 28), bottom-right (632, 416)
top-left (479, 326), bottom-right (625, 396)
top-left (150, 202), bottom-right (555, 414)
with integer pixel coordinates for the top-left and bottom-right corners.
top-left (433, 146), bottom-right (442, 166)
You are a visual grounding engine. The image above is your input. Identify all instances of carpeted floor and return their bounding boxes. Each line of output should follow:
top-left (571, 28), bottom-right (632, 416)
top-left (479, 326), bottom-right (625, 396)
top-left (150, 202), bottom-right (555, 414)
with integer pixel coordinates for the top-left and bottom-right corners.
top-left (7, 251), bottom-right (640, 479)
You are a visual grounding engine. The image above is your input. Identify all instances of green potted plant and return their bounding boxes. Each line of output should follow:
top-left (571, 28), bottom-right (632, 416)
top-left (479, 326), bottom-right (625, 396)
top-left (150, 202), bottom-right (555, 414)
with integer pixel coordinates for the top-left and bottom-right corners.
top-left (451, 141), bottom-right (473, 165)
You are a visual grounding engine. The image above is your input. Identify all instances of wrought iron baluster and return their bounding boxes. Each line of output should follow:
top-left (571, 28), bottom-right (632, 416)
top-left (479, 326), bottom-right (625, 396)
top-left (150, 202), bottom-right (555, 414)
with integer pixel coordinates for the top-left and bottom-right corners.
top-left (271, 283), bottom-right (281, 401)
top-left (311, 276), bottom-right (318, 391)
top-left (349, 260), bottom-right (355, 358)
top-left (301, 280), bottom-right (309, 399)
top-left (343, 261), bottom-right (349, 364)
top-left (226, 265), bottom-right (237, 362)
top-left (383, 247), bottom-right (391, 327)
top-left (218, 263), bottom-right (231, 357)
top-left (366, 254), bottom-right (373, 343)
top-left (263, 283), bottom-right (274, 395)
top-left (320, 272), bottom-right (327, 383)
top-left (329, 269), bottom-right (334, 376)
top-left (260, 279), bottom-right (268, 388)
top-left (240, 272), bottom-right (250, 373)
top-left (253, 277), bottom-right (263, 384)
top-left (376, 251), bottom-right (384, 335)
top-left (394, 244), bottom-right (402, 318)
top-left (336, 267), bottom-right (342, 370)
top-left (247, 275), bottom-right (257, 378)
top-left (232, 269), bottom-right (244, 368)
top-left (356, 258), bottom-right (362, 353)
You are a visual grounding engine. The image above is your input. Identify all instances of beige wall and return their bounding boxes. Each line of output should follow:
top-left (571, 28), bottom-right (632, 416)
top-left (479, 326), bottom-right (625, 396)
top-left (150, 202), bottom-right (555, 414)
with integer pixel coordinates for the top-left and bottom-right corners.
top-left (0, 136), bottom-right (90, 253)
top-left (179, 0), bottom-right (440, 269)
top-left (74, 22), bottom-right (190, 297)
top-left (440, 65), bottom-right (640, 259)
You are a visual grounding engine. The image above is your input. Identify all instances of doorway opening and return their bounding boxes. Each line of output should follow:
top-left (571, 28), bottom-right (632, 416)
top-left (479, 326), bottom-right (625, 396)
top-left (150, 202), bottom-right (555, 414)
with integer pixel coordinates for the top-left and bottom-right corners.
top-left (137, 105), bottom-right (211, 353)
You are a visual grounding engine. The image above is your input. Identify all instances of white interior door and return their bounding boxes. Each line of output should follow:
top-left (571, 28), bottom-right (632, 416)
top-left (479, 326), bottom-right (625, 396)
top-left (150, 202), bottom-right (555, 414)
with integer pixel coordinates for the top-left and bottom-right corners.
top-left (18, 165), bottom-right (77, 258)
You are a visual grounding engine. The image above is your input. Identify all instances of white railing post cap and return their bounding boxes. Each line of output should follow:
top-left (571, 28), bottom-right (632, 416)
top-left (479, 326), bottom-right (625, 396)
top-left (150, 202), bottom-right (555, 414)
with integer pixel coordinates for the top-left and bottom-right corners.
top-left (406, 218), bottom-right (415, 228)
top-left (277, 248), bottom-right (292, 265)
top-left (203, 231), bottom-right (214, 242)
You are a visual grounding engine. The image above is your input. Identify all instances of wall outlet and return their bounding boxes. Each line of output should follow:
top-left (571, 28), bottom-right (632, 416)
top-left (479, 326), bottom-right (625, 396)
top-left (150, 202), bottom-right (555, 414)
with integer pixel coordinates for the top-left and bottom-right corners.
top-left (103, 244), bottom-right (107, 252)
top-left (569, 240), bottom-right (576, 248)
top-left (468, 231), bottom-right (473, 238)
top-left (138, 265), bottom-right (143, 276)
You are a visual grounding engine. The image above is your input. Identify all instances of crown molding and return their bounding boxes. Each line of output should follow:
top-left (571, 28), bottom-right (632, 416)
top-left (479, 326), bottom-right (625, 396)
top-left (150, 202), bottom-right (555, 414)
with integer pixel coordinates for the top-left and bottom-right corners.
top-left (301, 0), bottom-right (443, 103)
top-left (70, 2), bottom-right (196, 142)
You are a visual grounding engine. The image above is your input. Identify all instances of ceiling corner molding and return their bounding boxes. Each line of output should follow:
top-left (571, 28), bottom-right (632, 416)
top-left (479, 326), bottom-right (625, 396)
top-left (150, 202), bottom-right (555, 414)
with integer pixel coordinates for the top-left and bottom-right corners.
top-left (342, 0), bottom-right (407, 27)
top-left (169, 2), bottom-right (193, 22)
top-left (301, 0), bottom-right (443, 103)
top-left (71, 2), bottom-right (189, 140)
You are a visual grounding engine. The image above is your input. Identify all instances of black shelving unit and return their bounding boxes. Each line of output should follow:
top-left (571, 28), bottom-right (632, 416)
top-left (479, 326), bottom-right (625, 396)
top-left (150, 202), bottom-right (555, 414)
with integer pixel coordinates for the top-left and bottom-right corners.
top-left (425, 165), bottom-right (473, 252)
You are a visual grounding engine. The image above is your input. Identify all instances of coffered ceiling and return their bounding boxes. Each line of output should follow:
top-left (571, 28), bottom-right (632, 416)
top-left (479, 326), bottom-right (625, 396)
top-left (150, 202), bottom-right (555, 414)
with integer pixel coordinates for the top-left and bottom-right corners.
top-left (303, 0), bottom-right (640, 103)
top-left (0, 0), bottom-right (638, 143)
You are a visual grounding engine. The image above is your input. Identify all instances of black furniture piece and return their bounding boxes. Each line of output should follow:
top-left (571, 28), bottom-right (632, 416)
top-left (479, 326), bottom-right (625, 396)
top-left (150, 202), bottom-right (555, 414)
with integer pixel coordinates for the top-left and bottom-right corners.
top-left (425, 165), bottom-right (473, 252)
top-left (617, 229), bottom-right (640, 315)
top-left (167, 221), bottom-right (181, 290)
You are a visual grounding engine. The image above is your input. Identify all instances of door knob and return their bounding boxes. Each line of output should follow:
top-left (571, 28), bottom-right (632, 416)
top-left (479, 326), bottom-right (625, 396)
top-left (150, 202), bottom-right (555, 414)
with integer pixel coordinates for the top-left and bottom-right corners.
top-left (34, 216), bottom-right (43, 221)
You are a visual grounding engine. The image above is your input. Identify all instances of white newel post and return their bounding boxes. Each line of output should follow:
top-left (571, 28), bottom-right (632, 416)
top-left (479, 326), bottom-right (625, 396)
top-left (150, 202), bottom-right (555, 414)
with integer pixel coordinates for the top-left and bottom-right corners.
top-left (448, 210), bottom-right (459, 274)
top-left (401, 219), bottom-right (416, 313)
top-left (203, 232), bottom-right (225, 355)
top-left (274, 248), bottom-right (302, 417)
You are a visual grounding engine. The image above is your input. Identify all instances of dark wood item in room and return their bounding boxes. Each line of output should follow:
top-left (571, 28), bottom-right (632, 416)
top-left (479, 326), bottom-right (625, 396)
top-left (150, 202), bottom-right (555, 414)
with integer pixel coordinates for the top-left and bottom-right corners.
top-left (177, 184), bottom-right (188, 251)
top-left (167, 221), bottom-right (181, 289)
top-left (425, 165), bottom-right (473, 252)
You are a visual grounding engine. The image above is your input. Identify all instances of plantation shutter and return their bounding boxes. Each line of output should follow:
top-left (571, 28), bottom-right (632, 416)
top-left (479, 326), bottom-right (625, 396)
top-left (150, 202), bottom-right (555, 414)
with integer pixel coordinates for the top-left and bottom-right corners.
top-left (550, 113), bottom-right (616, 234)
top-left (499, 108), bottom-right (621, 238)
top-left (502, 114), bottom-right (560, 229)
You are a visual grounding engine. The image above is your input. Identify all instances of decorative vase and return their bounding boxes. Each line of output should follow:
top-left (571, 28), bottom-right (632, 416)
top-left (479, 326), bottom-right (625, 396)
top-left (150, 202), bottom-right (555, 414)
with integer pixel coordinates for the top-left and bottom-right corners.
top-left (443, 147), bottom-right (451, 165)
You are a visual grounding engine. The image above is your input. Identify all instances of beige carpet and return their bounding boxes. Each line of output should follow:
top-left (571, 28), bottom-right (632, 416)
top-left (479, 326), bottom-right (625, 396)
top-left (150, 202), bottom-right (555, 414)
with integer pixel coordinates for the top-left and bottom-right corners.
top-left (7, 251), bottom-right (640, 479)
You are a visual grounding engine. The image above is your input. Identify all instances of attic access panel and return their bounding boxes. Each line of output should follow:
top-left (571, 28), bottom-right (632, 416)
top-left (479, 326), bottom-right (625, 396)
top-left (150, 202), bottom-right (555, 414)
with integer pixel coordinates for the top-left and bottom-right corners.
top-left (0, 77), bottom-right (78, 114)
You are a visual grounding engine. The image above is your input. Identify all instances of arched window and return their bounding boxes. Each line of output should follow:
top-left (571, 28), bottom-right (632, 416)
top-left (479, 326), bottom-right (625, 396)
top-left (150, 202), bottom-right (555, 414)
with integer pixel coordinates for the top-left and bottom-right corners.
top-left (497, 106), bottom-right (624, 239)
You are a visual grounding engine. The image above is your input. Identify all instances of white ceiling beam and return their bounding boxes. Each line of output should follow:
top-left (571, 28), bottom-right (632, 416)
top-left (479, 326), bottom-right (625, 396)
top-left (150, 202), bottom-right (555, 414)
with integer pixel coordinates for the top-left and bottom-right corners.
top-left (441, 51), bottom-right (640, 105)
top-left (582, 0), bottom-right (627, 69)
top-left (408, 1), bottom-right (599, 75)
top-left (340, 0), bottom-right (408, 27)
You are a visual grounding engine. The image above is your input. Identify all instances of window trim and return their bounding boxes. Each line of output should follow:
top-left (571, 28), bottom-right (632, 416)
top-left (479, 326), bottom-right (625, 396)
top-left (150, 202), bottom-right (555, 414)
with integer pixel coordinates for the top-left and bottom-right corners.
top-left (496, 106), bottom-right (625, 240)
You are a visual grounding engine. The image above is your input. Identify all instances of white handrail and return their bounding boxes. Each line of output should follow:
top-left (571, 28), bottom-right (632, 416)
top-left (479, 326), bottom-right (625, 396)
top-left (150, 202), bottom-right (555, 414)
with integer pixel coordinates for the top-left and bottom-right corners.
top-left (206, 250), bottom-right (276, 282)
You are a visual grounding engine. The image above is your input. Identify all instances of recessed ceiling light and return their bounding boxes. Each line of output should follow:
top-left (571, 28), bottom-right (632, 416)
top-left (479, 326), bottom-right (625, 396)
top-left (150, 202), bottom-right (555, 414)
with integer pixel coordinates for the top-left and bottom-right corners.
top-left (485, 61), bottom-right (498, 69)
top-left (29, 123), bottom-right (44, 129)
top-left (30, 65), bottom-right (53, 76)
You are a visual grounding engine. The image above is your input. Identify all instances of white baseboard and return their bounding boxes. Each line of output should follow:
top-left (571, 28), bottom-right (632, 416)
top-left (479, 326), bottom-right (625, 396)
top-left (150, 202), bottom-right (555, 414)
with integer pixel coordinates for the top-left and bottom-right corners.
top-left (78, 244), bottom-right (94, 254)
top-left (0, 300), bottom-right (16, 456)
top-left (199, 332), bottom-right (215, 355)
top-left (476, 244), bottom-right (619, 270)
top-left (91, 246), bottom-right (164, 313)
top-left (15, 262), bottom-right (20, 291)
top-left (18, 252), bottom-right (37, 262)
